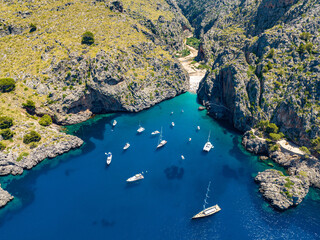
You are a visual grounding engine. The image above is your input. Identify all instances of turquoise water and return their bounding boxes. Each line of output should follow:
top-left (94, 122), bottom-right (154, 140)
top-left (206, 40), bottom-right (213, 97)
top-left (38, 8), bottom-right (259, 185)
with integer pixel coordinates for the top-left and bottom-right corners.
top-left (1, 92), bottom-right (320, 239)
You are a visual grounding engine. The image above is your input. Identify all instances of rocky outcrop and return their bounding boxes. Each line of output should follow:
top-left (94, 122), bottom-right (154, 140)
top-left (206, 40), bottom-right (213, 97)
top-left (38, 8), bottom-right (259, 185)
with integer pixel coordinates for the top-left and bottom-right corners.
top-left (255, 169), bottom-right (309, 210)
top-left (242, 131), bottom-right (268, 155)
top-left (0, 185), bottom-right (13, 208)
top-left (0, 135), bottom-right (83, 176)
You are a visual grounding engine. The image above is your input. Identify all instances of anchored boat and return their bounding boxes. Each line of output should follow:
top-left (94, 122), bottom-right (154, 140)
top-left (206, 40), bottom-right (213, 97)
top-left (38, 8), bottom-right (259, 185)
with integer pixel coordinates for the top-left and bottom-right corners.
top-left (192, 205), bottom-right (221, 219)
top-left (203, 131), bottom-right (214, 152)
top-left (123, 143), bottom-right (130, 150)
top-left (137, 121), bottom-right (145, 133)
top-left (151, 130), bottom-right (160, 135)
top-left (105, 152), bottom-right (112, 165)
top-left (192, 181), bottom-right (221, 219)
top-left (126, 173), bottom-right (144, 182)
top-left (112, 120), bottom-right (117, 127)
top-left (157, 127), bottom-right (167, 148)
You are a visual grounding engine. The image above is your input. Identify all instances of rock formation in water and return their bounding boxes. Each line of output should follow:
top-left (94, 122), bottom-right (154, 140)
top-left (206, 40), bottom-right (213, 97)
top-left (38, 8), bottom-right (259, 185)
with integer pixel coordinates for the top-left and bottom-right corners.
top-left (0, 185), bottom-right (13, 208)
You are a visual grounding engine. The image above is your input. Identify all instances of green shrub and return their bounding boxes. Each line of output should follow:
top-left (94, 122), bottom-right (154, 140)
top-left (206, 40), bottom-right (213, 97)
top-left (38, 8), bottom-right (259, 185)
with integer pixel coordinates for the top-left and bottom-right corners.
top-left (186, 37), bottom-right (201, 49)
top-left (269, 143), bottom-right (280, 152)
top-left (297, 43), bottom-right (306, 54)
top-left (39, 114), bottom-right (52, 126)
top-left (300, 32), bottom-right (311, 42)
top-left (0, 116), bottom-right (13, 129)
top-left (0, 142), bottom-right (5, 151)
top-left (180, 48), bottom-right (190, 57)
top-left (23, 131), bottom-right (41, 144)
top-left (299, 146), bottom-right (310, 155)
top-left (269, 132), bottom-right (284, 141)
top-left (0, 129), bottom-right (13, 140)
top-left (29, 23), bottom-right (37, 32)
top-left (22, 100), bottom-right (36, 113)
top-left (305, 42), bottom-right (313, 53)
top-left (16, 152), bottom-right (29, 161)
top-left (266, 48), bottom-right (275, 58)
top-left (266, 123), bottom-right (278, 134)
top-left (81, 31), bottom-right (94, 45)
top-left (0, 78), bottom-right (15, 92)
top-left (29, 142), bottom-right (38, 149)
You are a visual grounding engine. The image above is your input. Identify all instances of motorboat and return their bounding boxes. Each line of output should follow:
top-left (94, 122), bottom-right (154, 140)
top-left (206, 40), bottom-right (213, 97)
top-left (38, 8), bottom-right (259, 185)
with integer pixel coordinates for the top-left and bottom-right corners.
top-left (151, 130), bottom-right (160, 135)
top-left (126, 173), bottom-right (144, 182)
top-left (105, 152), bottom-right (112, 165)
top-left (123, 143), bottom-right (130, 150)
top-left (112, 120), bottom-right (117, 127)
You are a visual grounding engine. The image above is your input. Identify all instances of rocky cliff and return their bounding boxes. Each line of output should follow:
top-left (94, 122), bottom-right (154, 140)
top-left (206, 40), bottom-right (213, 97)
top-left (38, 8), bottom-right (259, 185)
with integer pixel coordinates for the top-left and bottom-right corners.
top-left (185, 0), bottom-right (320, 156)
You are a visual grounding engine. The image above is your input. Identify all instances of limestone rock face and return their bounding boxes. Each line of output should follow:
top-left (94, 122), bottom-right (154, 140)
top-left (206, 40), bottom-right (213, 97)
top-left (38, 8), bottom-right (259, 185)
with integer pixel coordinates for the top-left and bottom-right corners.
top-left (242, 131), bottom-right (268, 155)
top-left (255, 169), bottom-right (309, 210)
top-left (0, 186), bottom-right (13, 208)
top-left (0, 135), bottom-right (83, 176)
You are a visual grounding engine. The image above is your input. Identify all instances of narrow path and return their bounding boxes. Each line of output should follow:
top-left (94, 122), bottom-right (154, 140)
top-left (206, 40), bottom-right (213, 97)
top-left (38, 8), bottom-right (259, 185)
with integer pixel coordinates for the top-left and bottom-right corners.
top-left (252, 129), bottom-right (304, 155)
top-left (178, 37), bottom-right (206, 93)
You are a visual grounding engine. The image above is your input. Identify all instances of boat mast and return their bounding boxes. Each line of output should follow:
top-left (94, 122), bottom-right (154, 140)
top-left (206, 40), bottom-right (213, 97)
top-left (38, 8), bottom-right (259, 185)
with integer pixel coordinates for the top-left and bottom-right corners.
top-left (158, 127), bottom-right (163, 144)
top-left (203, 181), bottom-right (211, 210)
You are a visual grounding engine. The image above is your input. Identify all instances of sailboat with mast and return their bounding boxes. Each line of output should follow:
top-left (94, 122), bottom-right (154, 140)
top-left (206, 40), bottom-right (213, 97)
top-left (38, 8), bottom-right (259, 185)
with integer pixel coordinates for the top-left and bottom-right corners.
top-left (203, 131), bottom-right (214, 152)
top-left (137, 121), bottom-right (145, 133)
top-left (157, 127), bottom-right (167, 148)
top-left (192, 181), bottom-right (221, 219)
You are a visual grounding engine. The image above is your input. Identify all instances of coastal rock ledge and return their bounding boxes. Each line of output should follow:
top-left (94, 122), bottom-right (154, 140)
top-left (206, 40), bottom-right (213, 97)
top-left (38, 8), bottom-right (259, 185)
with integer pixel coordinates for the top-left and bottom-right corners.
top-left (0, 135), bottom-right (83, 176)
top-left (0, 185), bottom-right (13, 208)
top-left (255, 169), bottom-right (309, 211)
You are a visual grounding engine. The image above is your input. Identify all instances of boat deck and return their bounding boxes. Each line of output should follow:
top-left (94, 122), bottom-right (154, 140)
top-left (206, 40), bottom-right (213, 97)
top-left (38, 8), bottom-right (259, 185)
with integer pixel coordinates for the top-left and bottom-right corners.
top-left (192, 204), bottom-right (221, 219)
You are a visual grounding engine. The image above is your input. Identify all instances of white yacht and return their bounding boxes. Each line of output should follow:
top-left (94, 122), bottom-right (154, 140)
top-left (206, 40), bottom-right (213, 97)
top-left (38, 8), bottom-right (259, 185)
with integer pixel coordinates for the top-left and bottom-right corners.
top-left (181, 155), bottom-right (185, 160)
top-left (171, 122), bottom-right (175, 127)
top-left (123, 143), bottom-right (130, 150)
top-left (151, 130), bottom-right (160, 135)
top-left (197, 126), bottom-right (200, 131)
top-left (192, 181), bottom-right (221, 219)
top-left (203, 131), bottom-right (214, 152)
top-left (105, 152), bottom-right (112, 165)
top-left (112, 120), bottom-right (117, 127)
top-left (189, 138), bottom-right (192, 142)
top-left (126, 173), bottom-right (144, 182)
top-left (157, 127), bottom-right (167, 148)
top-left (137, 122), bottom-right (145, 133)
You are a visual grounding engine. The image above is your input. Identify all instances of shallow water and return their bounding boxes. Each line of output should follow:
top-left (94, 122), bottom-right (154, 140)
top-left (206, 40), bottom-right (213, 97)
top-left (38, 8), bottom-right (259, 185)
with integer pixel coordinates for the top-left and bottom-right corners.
top-left (0, 93), bottom-right (320, 240)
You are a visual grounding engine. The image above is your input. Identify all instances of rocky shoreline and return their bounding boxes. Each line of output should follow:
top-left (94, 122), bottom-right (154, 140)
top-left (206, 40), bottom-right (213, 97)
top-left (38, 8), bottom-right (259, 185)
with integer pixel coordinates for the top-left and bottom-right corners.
top-left (242, 129), bottom-right (320, 210)
top-left (0, 133), bottom-right (83, 208)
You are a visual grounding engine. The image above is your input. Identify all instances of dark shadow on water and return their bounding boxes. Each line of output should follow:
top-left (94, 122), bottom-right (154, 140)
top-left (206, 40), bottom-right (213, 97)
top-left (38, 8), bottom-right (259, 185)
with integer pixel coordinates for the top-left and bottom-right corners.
top-left (64, 168), bottom-right (76, 177)
top-left (101, 218), bottom-right (115, 228)
top-left (164, 165), bottom-right (184, 180)
top-left (222, 165), bottom-right (238, 180)
top-left (125, 182), bottom-right (143, 189)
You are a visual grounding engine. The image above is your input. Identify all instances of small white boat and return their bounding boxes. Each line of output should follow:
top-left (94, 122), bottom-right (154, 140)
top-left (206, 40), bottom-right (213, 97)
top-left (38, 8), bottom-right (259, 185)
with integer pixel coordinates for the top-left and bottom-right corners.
top-left (151, 130), bottom-right (160, 135)
top-left (189, 138), bottom-right (192, 142)
top-left (203, 131), bottom-right (214, 152)
top-left (157, 127), bottom-right (167, 148)
top-left (126, 173), bottom-right (144, 182)
top-left (197, 126), bottom-right (200, 131)
top-left (123, 143), bottom-right (130, 150)
top-left (105, 152), bottom-right (112, 165)
top-left (181, 155), bottom-right (185, 160)
top-left (181, 109), bottom-right (184, 113)
top-left (170, 111), bottom-right (174, 115)
top-left (112, 120), bottom-right (117, 127)
top-left (137, 122), bottom-right (145, 133)
top-left (171, 122), bottom-right (175, 127)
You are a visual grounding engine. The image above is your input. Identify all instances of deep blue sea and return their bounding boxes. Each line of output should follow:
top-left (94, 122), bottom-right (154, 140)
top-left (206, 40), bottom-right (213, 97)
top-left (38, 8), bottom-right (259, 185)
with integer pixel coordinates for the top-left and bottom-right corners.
top-left (1, 92), bottom-right (320, 240)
